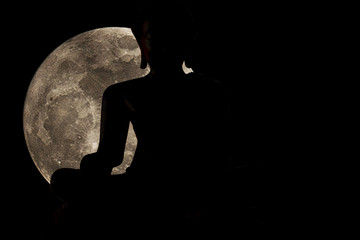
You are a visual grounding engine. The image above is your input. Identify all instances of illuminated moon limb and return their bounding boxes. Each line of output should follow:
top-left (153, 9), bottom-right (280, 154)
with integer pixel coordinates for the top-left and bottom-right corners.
top-left (23, 27), bottom-right (193, 183)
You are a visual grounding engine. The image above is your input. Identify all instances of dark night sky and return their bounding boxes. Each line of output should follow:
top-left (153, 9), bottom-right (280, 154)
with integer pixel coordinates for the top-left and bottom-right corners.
top-left (3, 0), bottom-right (330, 231)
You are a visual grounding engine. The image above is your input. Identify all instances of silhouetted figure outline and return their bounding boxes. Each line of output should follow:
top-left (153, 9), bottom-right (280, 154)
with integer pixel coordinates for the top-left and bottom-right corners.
top-left (50, 0), bottom-right (234, 229)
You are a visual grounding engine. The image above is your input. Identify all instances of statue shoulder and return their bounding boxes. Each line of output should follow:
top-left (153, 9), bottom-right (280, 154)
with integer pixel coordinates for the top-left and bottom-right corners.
top-left (104, 76), bottom-right (150, 96)
top-left (185, 72), bottom-right (227, 94)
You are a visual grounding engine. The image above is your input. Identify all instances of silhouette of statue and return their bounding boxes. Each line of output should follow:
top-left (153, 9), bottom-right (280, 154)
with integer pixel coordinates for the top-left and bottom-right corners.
top-left (50, 0), bottom-right (234, 230)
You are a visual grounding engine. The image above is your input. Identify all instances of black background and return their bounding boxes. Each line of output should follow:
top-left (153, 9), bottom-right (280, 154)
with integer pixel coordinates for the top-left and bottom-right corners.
top-left (3, 0), bottom-right (331, 231)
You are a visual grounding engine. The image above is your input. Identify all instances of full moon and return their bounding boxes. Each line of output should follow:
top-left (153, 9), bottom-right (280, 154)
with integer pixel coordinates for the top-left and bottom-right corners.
top-left (23, 27), bottom-right (192, 183)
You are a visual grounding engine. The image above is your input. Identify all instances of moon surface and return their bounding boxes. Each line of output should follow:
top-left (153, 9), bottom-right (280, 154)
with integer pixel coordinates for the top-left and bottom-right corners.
top-left (23, 26), bottom-right (193, 183)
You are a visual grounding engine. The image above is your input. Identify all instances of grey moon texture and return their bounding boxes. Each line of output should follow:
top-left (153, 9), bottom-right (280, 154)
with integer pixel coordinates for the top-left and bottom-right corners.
top-left (24, 27), bottom-right (193, 183)
top-left (23, 27), bottom-right (148, 183)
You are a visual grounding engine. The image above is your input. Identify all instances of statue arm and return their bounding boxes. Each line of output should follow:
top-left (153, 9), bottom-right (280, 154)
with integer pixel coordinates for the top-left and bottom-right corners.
top-left (80, 85), bottom-right (130, 176)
